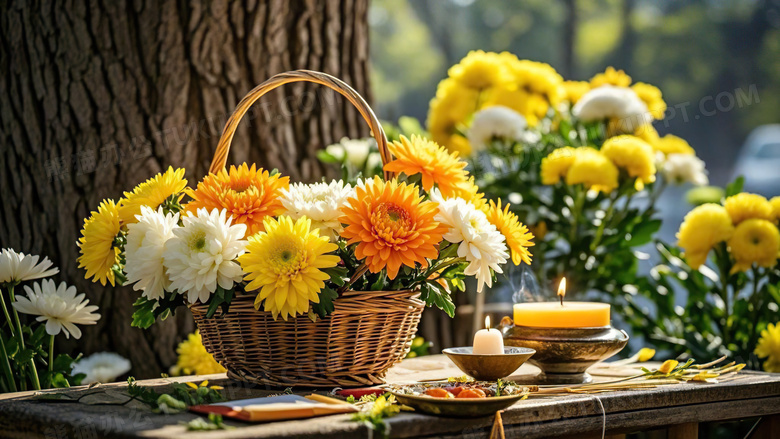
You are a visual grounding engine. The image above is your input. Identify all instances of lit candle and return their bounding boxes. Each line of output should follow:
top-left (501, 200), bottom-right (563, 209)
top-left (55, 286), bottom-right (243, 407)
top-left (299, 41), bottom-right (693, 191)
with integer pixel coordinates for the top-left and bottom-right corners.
top-left (473, 316), bottom-right (504, 354)
top-left (513, 278), bottom-right (611, 328)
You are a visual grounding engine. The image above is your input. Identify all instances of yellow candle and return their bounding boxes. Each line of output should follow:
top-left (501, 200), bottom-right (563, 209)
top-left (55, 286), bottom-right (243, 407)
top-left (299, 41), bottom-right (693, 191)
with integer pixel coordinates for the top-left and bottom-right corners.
top-left (473, 316), bottom-right (504, 354)
top-left (512, 277), bottom-right (611, 328)
top-left (513, 302), bottom-right (610, 328)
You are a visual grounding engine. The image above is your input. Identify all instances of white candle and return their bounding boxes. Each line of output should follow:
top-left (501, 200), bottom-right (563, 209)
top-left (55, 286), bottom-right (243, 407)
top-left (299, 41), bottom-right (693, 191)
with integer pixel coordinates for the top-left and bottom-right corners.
top-left (472, 316), bottom-right (504, 355)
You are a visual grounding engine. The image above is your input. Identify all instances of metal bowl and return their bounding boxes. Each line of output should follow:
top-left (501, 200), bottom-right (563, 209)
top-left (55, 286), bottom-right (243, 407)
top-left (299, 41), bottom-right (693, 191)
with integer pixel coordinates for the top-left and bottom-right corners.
top-left (442, 347), bottom-right (536, 381)
top-left (389, 391), bottom-right (527, 417)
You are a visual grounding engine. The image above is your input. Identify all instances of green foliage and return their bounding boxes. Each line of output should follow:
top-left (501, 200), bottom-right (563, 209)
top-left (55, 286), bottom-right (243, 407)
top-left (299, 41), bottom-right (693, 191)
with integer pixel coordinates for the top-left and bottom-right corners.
top-left (131, 291), bottom-right (188, 329)
top-left (405, 336), bottom-right (432, 359)
top-left (127, 377), bottom-right (225, 414)
top-left (621, 240), bottom-right (780, 368)
top-left (183, 414), bottom-right (234, 431)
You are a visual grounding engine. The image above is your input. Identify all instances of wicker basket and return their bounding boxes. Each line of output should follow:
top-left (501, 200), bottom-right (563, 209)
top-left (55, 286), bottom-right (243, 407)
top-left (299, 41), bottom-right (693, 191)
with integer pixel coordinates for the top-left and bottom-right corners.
top-left (191, 70), bottom-right (425, 388)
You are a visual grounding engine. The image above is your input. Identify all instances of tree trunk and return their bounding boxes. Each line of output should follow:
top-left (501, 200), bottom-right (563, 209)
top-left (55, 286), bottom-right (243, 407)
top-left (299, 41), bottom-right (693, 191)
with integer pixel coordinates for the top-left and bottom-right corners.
top-left (0, 0), bottom-right (371, 378)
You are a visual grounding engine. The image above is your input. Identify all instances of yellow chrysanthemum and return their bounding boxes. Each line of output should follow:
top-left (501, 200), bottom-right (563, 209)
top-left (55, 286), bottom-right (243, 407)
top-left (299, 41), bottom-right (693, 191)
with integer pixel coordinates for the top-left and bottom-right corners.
top-left (631, 82), bottom-right (666, 120)
top-left (727, 218), bottom-right (780, 273)
top-left (676, 203), bottom-right (735, 269)
top-left (118, 167), bottom-right (187, 224)
top-left (771, 196), bottom-right (780, 222)
top-left (601, 135), bottom-right (657, 187)
top-left (339, 177), bottom-right (447, 279)
top-left (78, 199), bottom-right (121, 286)
top-left (447, 50), bottom-right (510, 90)
top-left (563, 80), bottom-right (591, 104)
top-left (541, 146), bottom-right (577, 185)
top-left (173, 332), bottom-right (226, 376)
top-left (634, 124), bottom-right (661, 148)
top-left (185, 163), bottom-right (290, 236)
top-left (484, 199), bottom-right (534, 265)
top-left (723, 193), bottom-right (774, 225)
top-left (238, 216), bottom-right (339, 321)
top-left (590, 66), bottom-right (632, 88)
top-left (755, 323), bottom-right (780, 373)
top-left (385, 135), bottom-right (469, 195)
top-left (427, 79), bottom-right (480, 153)
top-left (654, 134), bottom-right (695, 156)
top-left (506, 57), bottom-right (565, 105)
top-left (446, 176), bottom-right (488, 210)
top-left (565, 148), bottom-right (619, 193)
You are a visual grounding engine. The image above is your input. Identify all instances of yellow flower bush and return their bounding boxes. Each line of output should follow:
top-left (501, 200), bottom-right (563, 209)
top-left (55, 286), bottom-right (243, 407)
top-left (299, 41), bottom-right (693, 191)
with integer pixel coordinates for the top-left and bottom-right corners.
top-left (756, 323), bottom-right (780, 373)
top-left (601, 135), bottom-right (657, 188)
top-left (723, 193), bottom-right (774, 225)
top-left (118, 167), bottom-right (187, 224)
top-left (677, 204), bottom-right (735, 269)
top-left (172, 332), bottom-right (226, 376)
top-left (427, 51), bottom-right (563, 153)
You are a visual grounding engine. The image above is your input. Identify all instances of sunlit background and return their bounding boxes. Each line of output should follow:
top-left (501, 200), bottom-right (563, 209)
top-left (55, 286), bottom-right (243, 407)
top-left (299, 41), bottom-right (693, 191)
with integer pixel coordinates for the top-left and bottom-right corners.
top-left (369, 0), bottom-right (780, 242)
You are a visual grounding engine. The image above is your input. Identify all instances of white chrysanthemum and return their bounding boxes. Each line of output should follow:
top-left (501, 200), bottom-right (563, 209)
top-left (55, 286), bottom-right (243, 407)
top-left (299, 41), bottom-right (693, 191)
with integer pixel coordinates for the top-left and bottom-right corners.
top-left (12, 279), bottom-right (100, 339)
top-left (430, 189), bottom-right (509, 293)
top-left (279, 181), bottom-right (354, 241)
top-left (0, 248), bottom-right (59, 285)
top-left (125, 206), bottom-right (180, 300)
top-left (573, 86), bottom-right (651, 129)
top-left (326, 137), bottom-right (373, 167)
top-left (72, 352), bottom-right (132, 384)
top-left (163, 208), bottom-right (247, 304)
top-left (468, 106), bottom-right (528, 152)
top-left (662, 153), bottom-right (709, 186)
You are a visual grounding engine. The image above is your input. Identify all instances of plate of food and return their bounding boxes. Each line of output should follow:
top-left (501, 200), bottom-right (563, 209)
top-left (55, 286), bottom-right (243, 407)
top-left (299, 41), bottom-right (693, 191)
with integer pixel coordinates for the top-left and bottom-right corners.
top-left (386, 381), bottom-right (531, 417)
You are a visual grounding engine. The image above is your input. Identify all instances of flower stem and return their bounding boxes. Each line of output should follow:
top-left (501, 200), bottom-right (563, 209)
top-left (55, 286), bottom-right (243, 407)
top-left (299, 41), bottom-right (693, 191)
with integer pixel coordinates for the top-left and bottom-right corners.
top-left (7, 285), bottom-right (41, 390)
top-left (0, 287), bottom-right (14, 336)
top-left (0, 331), bottom-right (17, 392)
top-left (48, 334), bottom-right (55, 375)
top-left (590, 193), bottom-right (618, 252)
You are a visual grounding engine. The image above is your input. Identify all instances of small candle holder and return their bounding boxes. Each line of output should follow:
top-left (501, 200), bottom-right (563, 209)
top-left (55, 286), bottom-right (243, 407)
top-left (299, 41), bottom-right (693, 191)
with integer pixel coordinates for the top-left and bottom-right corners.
top-left (498, 317), bottom-right (628, 384)
top-left (442, 347), bottom-right (536, 381)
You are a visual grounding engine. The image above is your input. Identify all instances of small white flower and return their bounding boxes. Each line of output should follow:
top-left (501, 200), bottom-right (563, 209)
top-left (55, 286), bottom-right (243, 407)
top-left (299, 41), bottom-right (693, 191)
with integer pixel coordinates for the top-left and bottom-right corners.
top-left (430, 190), bottom-right (509, 293)
top-left (573, 86), bottom-right (651, 130)
top-left (327, 137), bottom-right (373, 168)
top-left (468, 106), bottom-right (529, 153)
top-left (12, 279), bottom-right (100, 339)
top-left (365, 152), bottom-right (383, 172)
top-left (279, 180), bottom-right (355, 241)
top-left (0, 248), bottom-right (59, 285)
top-left (72, 352), bottom-right (132, 384)
top-left (662, 154), bottom-right (709, 186)
top-left (163, 208), bottom-right (247, 304)
top-left (125, 206), bottom-right (180, 300)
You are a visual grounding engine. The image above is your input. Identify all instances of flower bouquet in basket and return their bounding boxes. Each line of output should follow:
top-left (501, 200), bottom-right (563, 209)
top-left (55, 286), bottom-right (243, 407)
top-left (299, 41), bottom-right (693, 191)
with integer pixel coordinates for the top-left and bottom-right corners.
top-left (77, 71), bottom-right (533, 387)
top-left (424, 51), bottom-right (708, 299)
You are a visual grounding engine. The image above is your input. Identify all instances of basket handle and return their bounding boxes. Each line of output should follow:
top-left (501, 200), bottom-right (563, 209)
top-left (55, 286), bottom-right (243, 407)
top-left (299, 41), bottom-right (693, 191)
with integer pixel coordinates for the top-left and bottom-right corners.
top-left (209, 70), bottom-right (393, 179)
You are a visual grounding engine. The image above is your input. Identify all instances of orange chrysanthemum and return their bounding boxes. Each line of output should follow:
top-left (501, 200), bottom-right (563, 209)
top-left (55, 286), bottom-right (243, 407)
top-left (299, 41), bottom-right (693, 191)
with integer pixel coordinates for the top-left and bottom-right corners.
top-left (185, 163), bottom-right (289, 236)
top-left (484, 199), bottom-right (535, 265)
top-left (384, 135), bottom-right (469, 195)
top-left (339, 177), bottom-right (447, 279)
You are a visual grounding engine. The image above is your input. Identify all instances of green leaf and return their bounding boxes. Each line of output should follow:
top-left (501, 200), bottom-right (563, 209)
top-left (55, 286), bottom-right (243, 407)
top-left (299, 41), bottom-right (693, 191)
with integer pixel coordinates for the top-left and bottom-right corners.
top-left (627, 219), bottom-right (661, 247)
top-left (131, 296), bottom-right (158, 329)
top-left (371, 273), bottom-right (386, 291)
top-left (51, 373), bottom-right (71, 388)
top-left (725, 176), bottom-right (744, 197)
top-left (16, 348), bottom-right (34, 364)
top-left (311, 286), bottom-right (339, 318)
top-left (317, 150), bottom-right (342, 164)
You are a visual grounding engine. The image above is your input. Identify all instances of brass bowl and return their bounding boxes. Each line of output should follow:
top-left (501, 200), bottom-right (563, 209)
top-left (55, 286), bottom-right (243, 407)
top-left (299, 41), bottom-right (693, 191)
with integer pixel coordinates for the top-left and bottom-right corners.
top-left (389, 391), bottom-right (527, 418)
top-left (442, 347), bottom-right (536, 381)
top-left (499, 317), bottom-right (628, 384)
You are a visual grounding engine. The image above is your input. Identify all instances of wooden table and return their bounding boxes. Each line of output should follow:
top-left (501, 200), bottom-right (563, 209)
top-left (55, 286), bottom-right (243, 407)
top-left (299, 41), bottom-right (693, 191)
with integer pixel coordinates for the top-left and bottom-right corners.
top-left (0, 355), bottom-right (779, 439)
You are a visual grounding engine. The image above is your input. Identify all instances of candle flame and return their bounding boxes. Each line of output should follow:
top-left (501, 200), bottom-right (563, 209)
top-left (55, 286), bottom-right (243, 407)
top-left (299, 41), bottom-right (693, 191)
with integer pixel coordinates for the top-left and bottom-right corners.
top-left (485, 315), bottom-right (491, 330)
top-left (558, 278), bottom-right (566, 306)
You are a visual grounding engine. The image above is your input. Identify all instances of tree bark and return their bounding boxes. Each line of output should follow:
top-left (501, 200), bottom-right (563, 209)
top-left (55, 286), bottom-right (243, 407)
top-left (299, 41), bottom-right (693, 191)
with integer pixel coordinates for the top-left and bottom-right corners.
top-left (0, 0), bottom-right (371, 378)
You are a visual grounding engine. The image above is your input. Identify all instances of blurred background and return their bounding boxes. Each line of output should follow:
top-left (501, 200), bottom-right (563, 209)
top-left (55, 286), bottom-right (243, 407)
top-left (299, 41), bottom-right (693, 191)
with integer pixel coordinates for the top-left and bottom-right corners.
top-left (368, 0), bottom-right (780, 243)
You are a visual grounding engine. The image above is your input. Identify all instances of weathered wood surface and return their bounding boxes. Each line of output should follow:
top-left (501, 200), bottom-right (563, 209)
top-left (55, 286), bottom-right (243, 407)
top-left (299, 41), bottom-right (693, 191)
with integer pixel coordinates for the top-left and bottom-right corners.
top-left (0, 356), bottom-right (779, 439)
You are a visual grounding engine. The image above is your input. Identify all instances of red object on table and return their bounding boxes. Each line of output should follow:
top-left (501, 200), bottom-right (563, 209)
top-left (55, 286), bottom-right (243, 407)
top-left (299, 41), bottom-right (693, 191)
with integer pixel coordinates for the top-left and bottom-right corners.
top-left (335, 387), bottom-right (386, 399)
